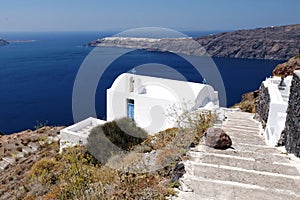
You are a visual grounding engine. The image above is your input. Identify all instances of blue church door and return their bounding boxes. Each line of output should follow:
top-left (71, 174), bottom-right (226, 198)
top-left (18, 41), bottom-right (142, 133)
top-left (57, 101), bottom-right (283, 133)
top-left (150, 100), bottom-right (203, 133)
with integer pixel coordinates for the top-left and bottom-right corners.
top-left (127, 99), bottom-right (134, 120)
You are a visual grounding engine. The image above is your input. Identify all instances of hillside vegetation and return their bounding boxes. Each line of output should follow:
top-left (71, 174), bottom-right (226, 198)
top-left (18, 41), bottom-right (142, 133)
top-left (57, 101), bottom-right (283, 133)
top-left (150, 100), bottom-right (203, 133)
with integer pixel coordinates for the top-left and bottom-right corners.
top-left (0, 113), bottom-right (215, 199)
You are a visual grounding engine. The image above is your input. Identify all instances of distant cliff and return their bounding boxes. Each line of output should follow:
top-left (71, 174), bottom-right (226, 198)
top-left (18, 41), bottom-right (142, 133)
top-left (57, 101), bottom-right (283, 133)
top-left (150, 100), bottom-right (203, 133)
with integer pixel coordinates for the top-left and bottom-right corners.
top-left (195, 24), bottom-right (300, 60)
top-left (89, 24), bottom-right (300, 60)
top-left (0, 38), bottom-right (9, 46)
top-left (88, 37), bottom-right (208, 57)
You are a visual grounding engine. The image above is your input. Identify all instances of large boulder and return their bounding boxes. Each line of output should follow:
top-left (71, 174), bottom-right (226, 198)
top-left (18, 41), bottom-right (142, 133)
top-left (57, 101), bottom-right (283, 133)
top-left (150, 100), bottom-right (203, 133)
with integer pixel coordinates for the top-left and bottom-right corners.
top-left (204, 127), bottom-right (232, 149)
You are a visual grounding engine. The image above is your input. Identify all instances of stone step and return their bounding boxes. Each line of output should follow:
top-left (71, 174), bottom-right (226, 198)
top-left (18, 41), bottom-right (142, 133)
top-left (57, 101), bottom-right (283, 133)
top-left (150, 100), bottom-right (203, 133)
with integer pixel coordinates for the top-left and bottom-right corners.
top-left (223, 127), bottom-right (261, 134)
top-left (185, 161), bottom-right (300, 191)
top-left (188, 152), bottom-right (300, 176)
top-left (224, 127), bottom-right (262, 134)
top-left (192, 146), bottom-right (291, 164)
top-left (225, 118), bottom-right (256, 122)
top-left (229, 136), bottom-right (266, 146)
top-left (225, 116), bottom-right (255, 121)
top-left (222, 125), bottom-right (261, 132)
top-left (222, 127), bottom-right (263, 135)
top-left (225, 112), bottom-right (255, 117)
top-left (224, 121), bottom-right (261, 127)
top-left (225, 113), bottom-right (254, 121)
top-left (174, 111), bottom-right (300, 199)
top-left (173, 175), bottom-right (300, 200)
top-left (230, 143), bottom-right (279, 152)
top-left (222, 127), bottom-right (262, 134)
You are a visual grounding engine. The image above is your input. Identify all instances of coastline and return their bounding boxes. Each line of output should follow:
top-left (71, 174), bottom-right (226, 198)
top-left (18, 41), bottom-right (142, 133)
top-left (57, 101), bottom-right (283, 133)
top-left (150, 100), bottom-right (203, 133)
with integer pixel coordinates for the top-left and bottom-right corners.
top-left (88, 24), bottom-right (300, 61)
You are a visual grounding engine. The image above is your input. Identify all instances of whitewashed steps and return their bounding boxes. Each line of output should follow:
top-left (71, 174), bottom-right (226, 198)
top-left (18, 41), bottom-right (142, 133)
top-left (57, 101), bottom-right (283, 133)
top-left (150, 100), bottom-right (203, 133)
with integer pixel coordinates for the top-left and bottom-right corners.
top-left (185, 161), bottom-right (300, 191)
top-left (175, 175), bottom-right (300, 200)
top-left (188, 152), bottom-right (299, 176)
top-left (172, 110), bottom-right (300, 200)
top-left (193, 147), bottom-right (291, 163)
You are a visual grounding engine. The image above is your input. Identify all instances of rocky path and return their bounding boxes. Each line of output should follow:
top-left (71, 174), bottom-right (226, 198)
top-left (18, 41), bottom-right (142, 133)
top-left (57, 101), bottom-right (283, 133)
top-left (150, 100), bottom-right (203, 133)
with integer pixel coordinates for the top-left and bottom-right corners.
top-left (173, 110), bottom-right (300, 200)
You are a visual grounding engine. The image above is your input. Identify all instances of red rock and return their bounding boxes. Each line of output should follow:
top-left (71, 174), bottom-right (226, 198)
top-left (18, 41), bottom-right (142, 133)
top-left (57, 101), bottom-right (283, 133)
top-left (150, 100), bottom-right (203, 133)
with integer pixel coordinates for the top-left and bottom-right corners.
top-left (204, 128), bottom-right (232, 149)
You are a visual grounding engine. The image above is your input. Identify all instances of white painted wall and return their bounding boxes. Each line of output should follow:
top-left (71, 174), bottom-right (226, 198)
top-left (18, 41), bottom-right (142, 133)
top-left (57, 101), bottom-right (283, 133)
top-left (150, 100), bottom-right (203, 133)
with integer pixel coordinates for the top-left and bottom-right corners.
top-left (107, 73), bottom-right (219, 134)
top-left (60, 117), bottom-right (106, 152)
top-left (263, 76), bottom-right (292, 146)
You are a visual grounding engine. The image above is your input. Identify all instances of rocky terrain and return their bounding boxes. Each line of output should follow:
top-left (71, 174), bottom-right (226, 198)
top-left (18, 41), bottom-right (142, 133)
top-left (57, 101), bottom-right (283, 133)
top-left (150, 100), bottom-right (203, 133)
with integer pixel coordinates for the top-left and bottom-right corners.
top-left (0, 39), bottom-right (9, 46)
top-left (195, 24), bottom-right (300, 60)
top-left (272, 54), bottom-right (300, 77)
top-left (0, 126), bottom-right (62, 199)
top-left (234, 55), bottom-right (300, 112)
top-left (0, 112), bottom-right (214, 199)
top-left (89, 24), bottom-right (300, 60)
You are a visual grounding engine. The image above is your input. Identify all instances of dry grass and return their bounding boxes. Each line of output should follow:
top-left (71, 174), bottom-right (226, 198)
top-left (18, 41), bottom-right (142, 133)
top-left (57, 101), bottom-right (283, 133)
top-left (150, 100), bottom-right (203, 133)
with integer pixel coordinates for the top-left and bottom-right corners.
top-left (22, 112), bottom-right (214, 199)
top-left (232, 100), bottom-right (256, 113)
top-left (24, 145), bottom-right (176, 199)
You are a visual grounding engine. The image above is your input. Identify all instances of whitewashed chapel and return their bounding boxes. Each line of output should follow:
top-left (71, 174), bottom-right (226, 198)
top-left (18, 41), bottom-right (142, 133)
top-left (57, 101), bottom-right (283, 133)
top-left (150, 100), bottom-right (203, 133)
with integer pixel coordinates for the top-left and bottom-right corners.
top-left (60, 73), bottom-right (220, 151)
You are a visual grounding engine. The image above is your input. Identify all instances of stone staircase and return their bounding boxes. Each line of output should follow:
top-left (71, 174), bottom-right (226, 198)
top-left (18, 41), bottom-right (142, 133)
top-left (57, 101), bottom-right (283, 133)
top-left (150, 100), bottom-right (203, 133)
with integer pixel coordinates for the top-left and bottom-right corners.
top-left (172, 110), bottom-right (300, 200)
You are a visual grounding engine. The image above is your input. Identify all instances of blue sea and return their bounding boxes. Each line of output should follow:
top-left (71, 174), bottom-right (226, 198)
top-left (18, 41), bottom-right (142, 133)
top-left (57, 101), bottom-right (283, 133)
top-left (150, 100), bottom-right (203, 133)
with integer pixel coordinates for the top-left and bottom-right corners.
top-left (0, 31), bottom-right (283, 134)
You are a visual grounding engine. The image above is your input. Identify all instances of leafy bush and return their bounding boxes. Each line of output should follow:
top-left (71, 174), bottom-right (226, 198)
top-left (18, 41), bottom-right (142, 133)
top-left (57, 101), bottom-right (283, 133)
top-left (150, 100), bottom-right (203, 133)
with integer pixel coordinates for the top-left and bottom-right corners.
top-left (87, 117), bottom-right (148, 163)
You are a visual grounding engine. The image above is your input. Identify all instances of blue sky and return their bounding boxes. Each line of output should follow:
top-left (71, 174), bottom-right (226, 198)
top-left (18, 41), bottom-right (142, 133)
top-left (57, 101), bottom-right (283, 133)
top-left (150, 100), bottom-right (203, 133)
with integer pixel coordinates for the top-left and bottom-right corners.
top-left (0, 0), bottom-right (299, 32)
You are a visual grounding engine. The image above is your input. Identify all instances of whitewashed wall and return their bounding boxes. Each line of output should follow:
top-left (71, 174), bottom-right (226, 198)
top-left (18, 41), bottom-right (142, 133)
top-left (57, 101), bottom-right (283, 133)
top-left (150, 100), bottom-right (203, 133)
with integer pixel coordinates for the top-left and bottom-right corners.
top-left (107, 73), bottom-right (219, 134)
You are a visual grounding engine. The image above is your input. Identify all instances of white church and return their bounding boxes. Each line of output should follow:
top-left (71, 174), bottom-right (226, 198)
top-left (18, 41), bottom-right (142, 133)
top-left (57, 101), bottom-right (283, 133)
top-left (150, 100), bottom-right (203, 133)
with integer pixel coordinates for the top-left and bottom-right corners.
top-left (60, 73), bottom-right (220, 151)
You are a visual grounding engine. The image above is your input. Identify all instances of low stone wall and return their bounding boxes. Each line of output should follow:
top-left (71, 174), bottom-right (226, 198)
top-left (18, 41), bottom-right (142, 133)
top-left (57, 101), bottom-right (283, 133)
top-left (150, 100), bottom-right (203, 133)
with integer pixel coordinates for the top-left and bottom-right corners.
top-left (256, 84), bottom-right (270, 125)
top-left (282, 71), bottom-right (300, 157)
top-left (60, 117), bottom-right (106, 152)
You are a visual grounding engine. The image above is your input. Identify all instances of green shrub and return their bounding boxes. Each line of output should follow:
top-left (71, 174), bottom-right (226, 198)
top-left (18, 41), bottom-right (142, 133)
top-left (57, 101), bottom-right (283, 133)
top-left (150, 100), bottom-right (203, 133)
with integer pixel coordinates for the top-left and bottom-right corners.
top-left (87, 117), bottom-right (148, 163)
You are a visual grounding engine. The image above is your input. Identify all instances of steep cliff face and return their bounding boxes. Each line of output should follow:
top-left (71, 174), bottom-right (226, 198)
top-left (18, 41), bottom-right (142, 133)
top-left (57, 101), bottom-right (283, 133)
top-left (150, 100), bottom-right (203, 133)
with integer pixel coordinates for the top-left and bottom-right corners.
top-left (0, 39), bottom-right (9, 46)
top-left (89, 24), bottom-right (300, 60)
top-left (195, 24), bottom-right (300, 60)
